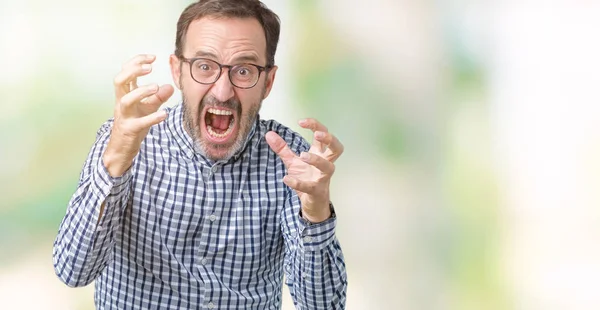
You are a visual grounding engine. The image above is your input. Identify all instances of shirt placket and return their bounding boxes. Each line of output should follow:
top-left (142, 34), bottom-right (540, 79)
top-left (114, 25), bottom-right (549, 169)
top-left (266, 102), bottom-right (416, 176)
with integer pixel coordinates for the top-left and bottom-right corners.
top-left (196, 161), bottom-right (225, 308)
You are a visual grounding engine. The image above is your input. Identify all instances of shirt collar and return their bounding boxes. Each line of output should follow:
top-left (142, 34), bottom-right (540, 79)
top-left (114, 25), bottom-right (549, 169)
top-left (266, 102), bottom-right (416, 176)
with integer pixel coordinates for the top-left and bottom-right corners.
top-left (166, 103), bottom-right (259, 165)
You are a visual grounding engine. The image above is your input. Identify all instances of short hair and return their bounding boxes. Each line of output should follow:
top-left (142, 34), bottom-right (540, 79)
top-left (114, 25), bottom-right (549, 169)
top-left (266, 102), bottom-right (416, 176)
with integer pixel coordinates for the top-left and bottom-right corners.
top-left (175, 0), bottom-right (281, 67)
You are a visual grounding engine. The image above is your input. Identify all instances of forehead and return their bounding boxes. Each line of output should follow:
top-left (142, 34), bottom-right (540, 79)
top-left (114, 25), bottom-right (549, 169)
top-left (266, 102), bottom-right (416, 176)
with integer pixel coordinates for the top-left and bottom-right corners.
top-left (184, 17), bottom-right (267, 63)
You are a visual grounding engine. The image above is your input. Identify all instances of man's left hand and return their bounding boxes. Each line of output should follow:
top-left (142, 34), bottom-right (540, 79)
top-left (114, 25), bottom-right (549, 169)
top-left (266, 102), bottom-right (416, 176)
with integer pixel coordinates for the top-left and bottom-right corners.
top-left (266, 118), bottom-right (344, 223)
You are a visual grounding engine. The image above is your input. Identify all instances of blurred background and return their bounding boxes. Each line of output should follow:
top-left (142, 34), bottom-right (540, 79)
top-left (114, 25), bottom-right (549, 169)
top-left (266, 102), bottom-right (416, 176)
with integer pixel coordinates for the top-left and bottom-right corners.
top-left (1, 0), bottom-right (599, 309)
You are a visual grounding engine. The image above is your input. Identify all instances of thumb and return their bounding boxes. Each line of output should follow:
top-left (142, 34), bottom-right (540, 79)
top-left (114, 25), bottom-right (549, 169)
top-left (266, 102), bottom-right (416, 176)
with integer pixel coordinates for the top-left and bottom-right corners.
top-left (141, 84), bottom-right (174, 106)
top-left (265, 131), bottom-right (296, 167)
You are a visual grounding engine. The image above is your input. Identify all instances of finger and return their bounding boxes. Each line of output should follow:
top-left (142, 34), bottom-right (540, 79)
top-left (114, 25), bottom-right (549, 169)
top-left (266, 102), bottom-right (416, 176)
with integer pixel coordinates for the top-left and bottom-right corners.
top-left (323, 133), bottom-right (344, 162)
top-left (114, 64), bottom-right (152, 98)
top-left (299, 152), bottom-right (335, 175)
top-left (313, 131), bottom-right (332, 153)
top-left (299, 118), bottom-right (328, 133)
top-left (120, 84), bottom-right (159, 108)
top-left (265, 131), bottom-right (296, 167)
top-left (313, 131), bottom-right (331, 145)
top-left (129, 80), bottom-right (138, 92)
top-left (299, 118), bottom-right (328, 153)
top-left (122, 54), bottom-right (156, 72)
top-left (283, 176), bottom-right (321, 195)
top-left (133, 109), bottom-right (168, 129)
top-left (114, 54), bottom-right (156, 98)
top-left (124, 55), bottom-right (154, 91)
top-left (140, 84), bottom-right (174, 106)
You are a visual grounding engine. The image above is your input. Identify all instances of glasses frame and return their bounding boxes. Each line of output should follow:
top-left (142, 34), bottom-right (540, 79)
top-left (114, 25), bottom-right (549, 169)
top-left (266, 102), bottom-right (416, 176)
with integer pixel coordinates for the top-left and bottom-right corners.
top-left (180, 57), bottom-right (271, 89)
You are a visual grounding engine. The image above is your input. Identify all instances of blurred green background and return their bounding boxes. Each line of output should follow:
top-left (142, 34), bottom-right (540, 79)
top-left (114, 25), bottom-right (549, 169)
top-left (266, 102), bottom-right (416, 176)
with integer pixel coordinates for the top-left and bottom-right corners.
top-left (2, 0), bottom-right (600, 309)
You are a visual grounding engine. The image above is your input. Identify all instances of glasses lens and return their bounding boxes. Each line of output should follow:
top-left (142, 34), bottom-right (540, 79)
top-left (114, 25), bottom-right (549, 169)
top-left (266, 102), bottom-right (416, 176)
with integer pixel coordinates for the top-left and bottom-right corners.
top-left (230, 64), bottom-right (260, 88)
top-left (191, 59), bottom-right (220, 83)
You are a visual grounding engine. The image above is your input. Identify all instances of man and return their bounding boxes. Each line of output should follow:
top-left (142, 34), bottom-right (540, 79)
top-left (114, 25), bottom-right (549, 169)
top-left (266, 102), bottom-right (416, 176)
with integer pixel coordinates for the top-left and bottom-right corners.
top-left (52, 0), bottom-right (347, 309)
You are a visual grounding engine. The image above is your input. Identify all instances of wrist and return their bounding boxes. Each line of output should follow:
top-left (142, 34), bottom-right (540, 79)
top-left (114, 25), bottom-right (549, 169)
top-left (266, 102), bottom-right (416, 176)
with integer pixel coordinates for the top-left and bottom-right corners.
top-left (102, 151), bottom-right (130, 178)
top-left (301, 202), bottom-right (333, 223)
top-left (103, 142), bottom-right (137, 178)
top-left (103, 126), bottom-right (145, 177)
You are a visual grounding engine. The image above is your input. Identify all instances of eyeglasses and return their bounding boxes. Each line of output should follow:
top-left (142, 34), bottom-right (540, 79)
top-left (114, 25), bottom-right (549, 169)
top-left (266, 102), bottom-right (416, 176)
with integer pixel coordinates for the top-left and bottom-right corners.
top-left (180, 57), bottom-right (270, 89)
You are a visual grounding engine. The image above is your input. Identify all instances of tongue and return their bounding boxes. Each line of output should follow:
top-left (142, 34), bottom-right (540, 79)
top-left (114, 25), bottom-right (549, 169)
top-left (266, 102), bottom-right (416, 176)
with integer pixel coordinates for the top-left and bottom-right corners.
top-left (210, 114), bottom-right (232, 131)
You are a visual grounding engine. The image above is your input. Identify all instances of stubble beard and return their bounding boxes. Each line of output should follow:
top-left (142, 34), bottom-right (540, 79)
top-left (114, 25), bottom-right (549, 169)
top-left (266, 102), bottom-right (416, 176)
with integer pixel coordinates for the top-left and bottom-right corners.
top-left (181, 91), bottom-right (262, 162)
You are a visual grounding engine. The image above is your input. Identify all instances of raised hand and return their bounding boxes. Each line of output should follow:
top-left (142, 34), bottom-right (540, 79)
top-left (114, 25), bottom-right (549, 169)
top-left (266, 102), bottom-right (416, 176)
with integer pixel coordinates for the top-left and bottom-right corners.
top-left (265, 118), bottom-right (344, 223)
top-left (103, 54), bottom-right (174, 177)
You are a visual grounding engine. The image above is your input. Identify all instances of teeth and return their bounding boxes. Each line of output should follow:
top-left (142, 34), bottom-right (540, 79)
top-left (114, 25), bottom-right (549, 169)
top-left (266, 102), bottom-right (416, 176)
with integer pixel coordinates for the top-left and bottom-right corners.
top-left (208, 108), bottom-right (233, 115)
top-left (207, 122), bottom-right (234, 139)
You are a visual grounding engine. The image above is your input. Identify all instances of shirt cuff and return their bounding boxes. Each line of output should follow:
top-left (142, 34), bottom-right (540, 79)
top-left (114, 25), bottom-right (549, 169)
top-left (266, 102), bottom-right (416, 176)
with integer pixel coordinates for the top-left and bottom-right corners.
top-left (297, 206), bottom-right (337, 252)
top-left (92, 158), bottom-right (132, 198)
top-left (90, 158), bottom-right (132, 226)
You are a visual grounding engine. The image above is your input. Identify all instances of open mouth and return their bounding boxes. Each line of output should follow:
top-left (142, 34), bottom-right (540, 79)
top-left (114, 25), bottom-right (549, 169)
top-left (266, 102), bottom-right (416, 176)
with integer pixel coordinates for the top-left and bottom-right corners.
top-left (204, 107), bottom-right (236, 141)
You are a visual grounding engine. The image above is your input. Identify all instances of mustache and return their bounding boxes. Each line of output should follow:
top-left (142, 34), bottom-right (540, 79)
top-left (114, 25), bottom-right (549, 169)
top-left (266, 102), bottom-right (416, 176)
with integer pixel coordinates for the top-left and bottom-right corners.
top-left (201, 95), bottom-right (240, 112)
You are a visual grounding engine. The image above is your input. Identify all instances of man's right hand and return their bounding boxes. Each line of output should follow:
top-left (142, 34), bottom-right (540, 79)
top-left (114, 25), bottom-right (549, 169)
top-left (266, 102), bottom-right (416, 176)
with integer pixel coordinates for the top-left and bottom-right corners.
top-left (103, 54), bottom-right (174, 177)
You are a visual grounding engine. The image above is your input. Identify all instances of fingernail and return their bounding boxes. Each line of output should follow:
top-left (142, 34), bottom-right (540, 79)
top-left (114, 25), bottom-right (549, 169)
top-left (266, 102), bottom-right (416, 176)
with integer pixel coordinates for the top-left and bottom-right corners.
top-left (146, 54), bottom-right (155, 60)
top-left (300, 152), bottom-right (309, 160)
top-left (142, 64), bottom-right (152, 71)
top-left (315, 131), bottom-right (325, 139)
top-left (150, 84), bottom-right (158, 91)
top-left (299, 119), bottom-right (307, 125)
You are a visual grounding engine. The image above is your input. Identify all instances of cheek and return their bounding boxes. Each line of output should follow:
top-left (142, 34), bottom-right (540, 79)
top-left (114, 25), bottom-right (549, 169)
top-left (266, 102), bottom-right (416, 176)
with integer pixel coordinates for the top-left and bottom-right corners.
top-left (183, 82), bottom-right (209, 103)
top-left (239, 90), bottom-right (263, 112)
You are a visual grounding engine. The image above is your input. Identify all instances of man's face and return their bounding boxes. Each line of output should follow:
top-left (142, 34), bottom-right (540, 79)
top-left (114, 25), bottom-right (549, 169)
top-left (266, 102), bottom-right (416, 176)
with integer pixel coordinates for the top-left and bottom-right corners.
top-left (170, 17), bottom-right (277, 161)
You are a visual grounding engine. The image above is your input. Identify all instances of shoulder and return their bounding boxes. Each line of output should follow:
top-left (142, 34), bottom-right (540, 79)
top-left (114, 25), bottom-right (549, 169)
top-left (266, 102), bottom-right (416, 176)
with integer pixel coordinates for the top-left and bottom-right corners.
top-left (259, 119), bottom-right (310, 155)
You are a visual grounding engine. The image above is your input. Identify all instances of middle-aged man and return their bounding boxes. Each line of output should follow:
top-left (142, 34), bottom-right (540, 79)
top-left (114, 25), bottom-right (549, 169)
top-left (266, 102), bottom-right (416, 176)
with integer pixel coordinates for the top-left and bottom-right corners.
top-left (53, 0), bottom-right (347, 309)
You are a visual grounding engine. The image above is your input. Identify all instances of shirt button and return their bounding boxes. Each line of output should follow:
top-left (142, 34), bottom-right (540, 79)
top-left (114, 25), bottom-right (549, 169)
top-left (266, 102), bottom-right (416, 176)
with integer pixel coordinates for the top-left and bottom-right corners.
top-left (201, 258), bottom-right (208, 265)
top-left (211, 166), bottom-right (218, 173)
top-left (209, 214), bottom-right (217, 222)
top-left (302, 272), bottom-right (308, 279)
top-left (303, 236), bottom-right (313, 243)
top-left (207, 301), bottom-right (215, 309)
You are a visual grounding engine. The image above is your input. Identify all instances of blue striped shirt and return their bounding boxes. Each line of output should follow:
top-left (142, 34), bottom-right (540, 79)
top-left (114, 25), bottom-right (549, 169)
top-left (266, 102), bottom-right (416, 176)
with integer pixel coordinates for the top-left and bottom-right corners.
top-left (53, 103), bottom-right (347, 309)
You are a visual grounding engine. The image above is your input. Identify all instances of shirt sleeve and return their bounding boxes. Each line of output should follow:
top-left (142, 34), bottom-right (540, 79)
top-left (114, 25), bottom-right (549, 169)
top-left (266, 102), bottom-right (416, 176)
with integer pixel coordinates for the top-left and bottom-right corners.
top-left (53, 120), bottom-right (133, 287)
top-left (281, 193), bottom-right (348, 309)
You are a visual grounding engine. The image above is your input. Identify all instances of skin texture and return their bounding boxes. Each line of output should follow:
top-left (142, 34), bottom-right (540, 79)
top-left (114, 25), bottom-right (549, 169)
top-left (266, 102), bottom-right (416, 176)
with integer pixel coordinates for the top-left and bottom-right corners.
top-left (103, 17), bottom-right (344, 223)
top-left (170, 17), bottom-right (276, 161)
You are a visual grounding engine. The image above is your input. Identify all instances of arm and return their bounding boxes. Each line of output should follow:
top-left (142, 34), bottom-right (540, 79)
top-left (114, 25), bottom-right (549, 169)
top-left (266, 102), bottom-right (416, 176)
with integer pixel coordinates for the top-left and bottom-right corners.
top-left (53, 54), bottom-right (174, 287)
top-left (266, 118), bottom-right (347, 308)
top-left (282, 195), bottom-right (347, 309)
top-left (52, 121), bottom-right (132, 287)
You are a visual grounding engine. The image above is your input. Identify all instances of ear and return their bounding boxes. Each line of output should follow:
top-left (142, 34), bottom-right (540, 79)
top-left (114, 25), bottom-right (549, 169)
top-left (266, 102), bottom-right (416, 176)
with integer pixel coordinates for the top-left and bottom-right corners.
top-left (262, 65), bottom-right (278, 99)
top-left (169, 54), bottom-right (182, 90)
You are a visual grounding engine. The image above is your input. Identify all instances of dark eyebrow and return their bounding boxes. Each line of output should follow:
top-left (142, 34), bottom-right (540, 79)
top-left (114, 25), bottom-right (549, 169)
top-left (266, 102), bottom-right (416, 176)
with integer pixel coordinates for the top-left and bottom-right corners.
top-left (192, 50), bottom-right (261, 65)
top-left (232, 55), bottom-right (260, 64)
top-left (193, 50), bottom-right (218, 59)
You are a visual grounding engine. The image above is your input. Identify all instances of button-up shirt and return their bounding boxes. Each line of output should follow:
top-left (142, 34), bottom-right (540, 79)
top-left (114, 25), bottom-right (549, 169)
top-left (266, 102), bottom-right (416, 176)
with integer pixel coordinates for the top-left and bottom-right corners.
top-left (52, 104), bottom-right (347, 309)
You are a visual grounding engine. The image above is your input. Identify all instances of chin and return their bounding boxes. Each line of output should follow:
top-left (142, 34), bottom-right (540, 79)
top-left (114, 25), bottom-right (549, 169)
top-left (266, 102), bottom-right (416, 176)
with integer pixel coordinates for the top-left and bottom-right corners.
top-left (182, 93), bottom-right (261, 162)
top-left (200, 140), bottom-right (239, 161)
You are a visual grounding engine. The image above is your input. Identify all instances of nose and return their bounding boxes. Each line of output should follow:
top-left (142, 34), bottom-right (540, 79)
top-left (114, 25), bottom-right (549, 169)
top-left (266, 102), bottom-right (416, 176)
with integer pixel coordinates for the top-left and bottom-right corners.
top-left (209, 68), bottom-right (235, 103)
